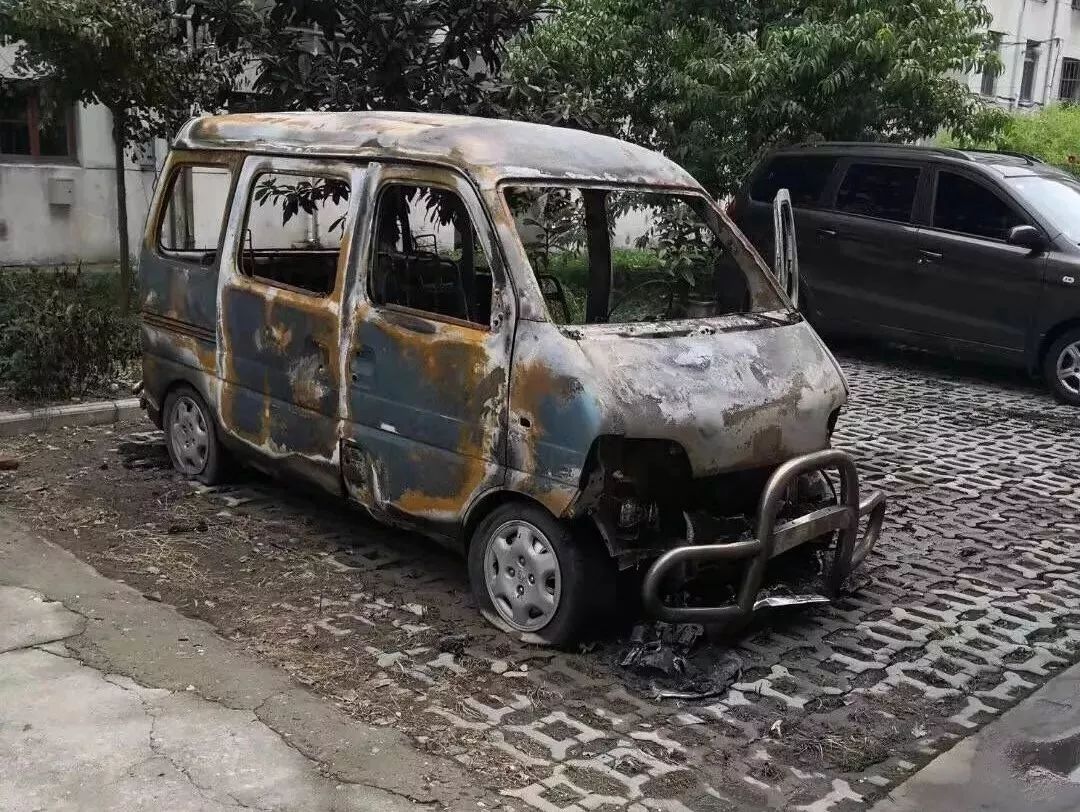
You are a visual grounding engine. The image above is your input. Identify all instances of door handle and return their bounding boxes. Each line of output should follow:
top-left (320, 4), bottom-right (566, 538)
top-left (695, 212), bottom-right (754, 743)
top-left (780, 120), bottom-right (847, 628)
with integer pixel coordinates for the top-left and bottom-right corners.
top-left (918, 250), bottom-right (943, 265)
top-left (817, 228), bottom-right (838, 239)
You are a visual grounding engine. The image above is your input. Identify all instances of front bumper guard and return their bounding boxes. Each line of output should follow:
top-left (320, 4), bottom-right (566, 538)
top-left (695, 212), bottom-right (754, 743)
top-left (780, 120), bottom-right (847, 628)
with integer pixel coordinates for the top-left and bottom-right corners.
top-left (641, 448), bottom-right (886, 625)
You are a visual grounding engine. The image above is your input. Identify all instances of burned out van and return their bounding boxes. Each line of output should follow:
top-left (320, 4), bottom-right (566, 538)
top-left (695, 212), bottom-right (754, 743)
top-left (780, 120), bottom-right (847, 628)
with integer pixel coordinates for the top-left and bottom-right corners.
top-left (139, 112), bottom-right (885, 644)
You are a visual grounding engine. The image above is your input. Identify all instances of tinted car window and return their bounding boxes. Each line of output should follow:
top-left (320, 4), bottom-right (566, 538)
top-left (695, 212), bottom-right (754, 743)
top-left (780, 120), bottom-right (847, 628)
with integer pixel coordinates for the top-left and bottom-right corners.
top-left (750, 156), bottom-right (836, 205)
top-left (934, 171), bottom-right (1026, 241)
top-left (835, 163), bottom-right (920, 222)
top-left (1004, 174), bottom-right (1080, 243)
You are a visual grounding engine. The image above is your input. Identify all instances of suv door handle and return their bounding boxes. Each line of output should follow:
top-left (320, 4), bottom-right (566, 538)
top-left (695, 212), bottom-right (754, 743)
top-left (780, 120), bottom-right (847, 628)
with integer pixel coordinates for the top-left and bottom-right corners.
top-left (918, 250), bottom-right (943, 264)
top-left (817, 228), bottom-right (838, 239)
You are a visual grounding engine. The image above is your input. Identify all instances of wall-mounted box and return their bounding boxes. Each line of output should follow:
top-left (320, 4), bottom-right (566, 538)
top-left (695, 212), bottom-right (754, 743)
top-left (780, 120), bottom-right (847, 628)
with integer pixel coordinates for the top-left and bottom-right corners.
top-left (47, 177), bottom-right (75, 207)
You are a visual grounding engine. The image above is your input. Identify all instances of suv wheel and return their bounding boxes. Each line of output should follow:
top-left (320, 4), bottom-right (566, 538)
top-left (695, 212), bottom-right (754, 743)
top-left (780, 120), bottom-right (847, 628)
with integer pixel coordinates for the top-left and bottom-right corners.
top-left (1044, 329), bottom-right (1080, 406)
top-left (468, 502), bottom-right (614, 646)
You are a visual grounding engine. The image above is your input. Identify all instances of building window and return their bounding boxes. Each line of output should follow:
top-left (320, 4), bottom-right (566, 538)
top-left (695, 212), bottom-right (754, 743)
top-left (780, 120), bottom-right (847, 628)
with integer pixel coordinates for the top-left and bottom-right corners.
top-left (1062, 58), bottom-right (1080, 103)
top-left (981, 32), bottom-right (1003, 97)
top-left (0, 84), bottom-right (75, 160)
top-left (1019, 40), bottom-right (1040, 103)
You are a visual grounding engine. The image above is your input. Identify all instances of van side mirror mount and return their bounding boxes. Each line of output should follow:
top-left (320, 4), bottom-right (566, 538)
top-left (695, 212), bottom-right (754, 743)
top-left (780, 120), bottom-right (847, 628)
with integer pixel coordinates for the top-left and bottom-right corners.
top-left (1007, 225), bottom-right (1047, 253)
top-left (772, 188), bottom-right (800, 308)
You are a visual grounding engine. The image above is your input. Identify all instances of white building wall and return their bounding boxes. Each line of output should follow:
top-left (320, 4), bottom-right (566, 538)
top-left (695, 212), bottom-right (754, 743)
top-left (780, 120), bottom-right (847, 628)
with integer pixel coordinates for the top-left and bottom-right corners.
top-left (969, 0), bottom-right (1080, 109)
top-left (1, 41), bottom-right (160, 266)
top-left (0, 104), bottom-right (160, 266)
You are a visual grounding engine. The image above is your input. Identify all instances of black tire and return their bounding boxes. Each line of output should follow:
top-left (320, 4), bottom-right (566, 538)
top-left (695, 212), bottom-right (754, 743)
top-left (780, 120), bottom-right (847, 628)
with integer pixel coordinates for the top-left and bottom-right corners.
top-left (1043, 328), bottom-right (1080, 406)
top-left (468, 501), bottom-right (615, 647)
top-left (163, 385), bottom-right (226, 484)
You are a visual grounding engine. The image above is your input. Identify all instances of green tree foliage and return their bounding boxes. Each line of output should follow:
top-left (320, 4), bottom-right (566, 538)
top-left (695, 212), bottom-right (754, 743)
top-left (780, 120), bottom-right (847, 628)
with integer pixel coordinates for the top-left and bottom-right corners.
top-left (252, 0), bottom-right (547, 114)
top-left (508, 0), bottom-right (1008, 194)
top-left (0, 0), bottom-right (249, 310)
top-left (943, 104), bottom-right (1080, 177)
top-left (201, 0), bottom-right (550, 222)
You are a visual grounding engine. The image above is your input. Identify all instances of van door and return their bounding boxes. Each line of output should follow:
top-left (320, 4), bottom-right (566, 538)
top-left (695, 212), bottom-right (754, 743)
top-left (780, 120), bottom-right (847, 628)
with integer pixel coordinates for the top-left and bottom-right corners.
top-left (341, 164), bottom-right (514, 536)
top-left (914, 167), bottom-right (1043, 355)
top-left (813, 160), bottom-right (925, 336)
top-left (216, 156), bottom-right (363, 493)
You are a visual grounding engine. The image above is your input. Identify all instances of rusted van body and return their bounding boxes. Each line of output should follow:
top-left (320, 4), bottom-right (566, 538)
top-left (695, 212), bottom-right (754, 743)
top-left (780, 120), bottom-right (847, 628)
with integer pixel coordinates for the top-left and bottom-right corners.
top-left (139, 112), bottom-right (885, 644)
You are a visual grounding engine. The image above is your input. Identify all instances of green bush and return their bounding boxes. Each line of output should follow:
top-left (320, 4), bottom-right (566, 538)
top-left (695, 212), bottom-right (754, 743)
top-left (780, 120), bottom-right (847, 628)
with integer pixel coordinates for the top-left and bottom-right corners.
top-left (940, 105), bottom-right (1080, 177)
top-left (0, 266), bottom-right (140, 401)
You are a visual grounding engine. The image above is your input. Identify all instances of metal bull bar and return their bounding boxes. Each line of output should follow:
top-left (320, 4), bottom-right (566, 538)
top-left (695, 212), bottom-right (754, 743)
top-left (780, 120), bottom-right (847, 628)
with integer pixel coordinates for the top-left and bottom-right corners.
top-left (641, 448), bottom-right (887, 624)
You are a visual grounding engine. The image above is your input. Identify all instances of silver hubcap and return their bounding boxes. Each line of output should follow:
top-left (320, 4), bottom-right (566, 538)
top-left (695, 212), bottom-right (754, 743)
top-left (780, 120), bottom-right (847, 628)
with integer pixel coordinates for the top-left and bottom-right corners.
top-left (169, 395), bottom-right (209, 475)
top-left (1057, 341), bottom-right (1080, 396)
top-left (484, 520), bottom-right (562, 632)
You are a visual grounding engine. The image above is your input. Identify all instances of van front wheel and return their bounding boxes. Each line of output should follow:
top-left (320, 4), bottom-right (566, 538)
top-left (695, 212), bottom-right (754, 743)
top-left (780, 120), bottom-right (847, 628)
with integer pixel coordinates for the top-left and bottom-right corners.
top-left (468, 502), bottom-right (613, 646)
top-left (1044, 328), bottom-right (1080, 406)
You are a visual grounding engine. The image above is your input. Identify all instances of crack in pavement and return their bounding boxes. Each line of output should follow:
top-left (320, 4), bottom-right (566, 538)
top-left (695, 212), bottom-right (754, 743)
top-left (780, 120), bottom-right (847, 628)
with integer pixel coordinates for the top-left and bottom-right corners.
top-left (101, 670), bottom-right (271, 812)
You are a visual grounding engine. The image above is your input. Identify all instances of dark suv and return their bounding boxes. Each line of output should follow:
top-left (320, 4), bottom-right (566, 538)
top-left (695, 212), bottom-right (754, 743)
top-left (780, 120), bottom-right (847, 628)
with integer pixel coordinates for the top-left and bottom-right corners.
top-left (731, 143), bottom-right (1080, 404)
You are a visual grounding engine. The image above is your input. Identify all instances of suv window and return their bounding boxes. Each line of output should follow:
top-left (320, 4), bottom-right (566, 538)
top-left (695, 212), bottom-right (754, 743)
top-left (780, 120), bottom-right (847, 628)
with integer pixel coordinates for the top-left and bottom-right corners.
top-left (835, 163), bottom-right (920, 223)
top-left (934, 171), bottom-right (1027, 241)
top-left (750, 156), bottom-right (836, 205)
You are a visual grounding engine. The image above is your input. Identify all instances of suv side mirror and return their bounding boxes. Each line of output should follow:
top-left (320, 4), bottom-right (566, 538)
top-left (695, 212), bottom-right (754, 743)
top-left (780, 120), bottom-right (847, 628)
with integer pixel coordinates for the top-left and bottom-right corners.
top-left (1007, 225), bottom-right (1047, 253)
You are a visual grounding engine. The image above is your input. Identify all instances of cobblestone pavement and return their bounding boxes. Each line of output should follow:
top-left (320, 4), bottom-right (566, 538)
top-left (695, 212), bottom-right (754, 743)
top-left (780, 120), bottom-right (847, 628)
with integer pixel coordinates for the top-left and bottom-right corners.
top-left (2, 348), bottom-right (1079, 811)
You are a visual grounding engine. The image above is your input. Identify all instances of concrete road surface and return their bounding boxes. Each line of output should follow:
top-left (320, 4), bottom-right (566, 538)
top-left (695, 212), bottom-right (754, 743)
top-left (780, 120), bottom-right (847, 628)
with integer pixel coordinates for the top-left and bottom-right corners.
top-left (0, 517), bottom-right (481, 811)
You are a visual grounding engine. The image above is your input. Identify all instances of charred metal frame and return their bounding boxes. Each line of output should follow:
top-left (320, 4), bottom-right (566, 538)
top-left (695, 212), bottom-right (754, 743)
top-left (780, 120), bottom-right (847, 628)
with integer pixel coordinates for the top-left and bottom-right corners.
top-left (641, 448), bottom-right (886, 624)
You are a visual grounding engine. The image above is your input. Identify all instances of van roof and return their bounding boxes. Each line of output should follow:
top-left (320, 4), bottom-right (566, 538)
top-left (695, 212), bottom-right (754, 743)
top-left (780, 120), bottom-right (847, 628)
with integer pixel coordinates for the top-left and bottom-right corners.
top-left (173, 111), bottom-right (699, 189)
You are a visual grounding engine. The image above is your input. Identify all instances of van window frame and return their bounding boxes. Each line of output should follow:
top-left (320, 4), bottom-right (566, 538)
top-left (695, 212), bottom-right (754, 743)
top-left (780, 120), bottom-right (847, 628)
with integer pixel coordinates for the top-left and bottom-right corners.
top-left (365, 164), bottom-right (509, 334)
top-left (496, 177), bottom-right (790, 328)
top-left (152, 157), bottom-right (238, 269)
top-left (235, 164), bottom-right (356, 300)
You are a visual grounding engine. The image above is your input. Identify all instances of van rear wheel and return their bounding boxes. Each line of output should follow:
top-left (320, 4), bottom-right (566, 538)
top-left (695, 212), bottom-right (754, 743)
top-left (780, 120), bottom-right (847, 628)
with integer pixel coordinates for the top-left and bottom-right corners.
top-left (468, 502), bottom-right (614, 646)
top-left (1044, 328), bottom-right (1080, 406)
top-left (163, 385), bottom-right (225, 484)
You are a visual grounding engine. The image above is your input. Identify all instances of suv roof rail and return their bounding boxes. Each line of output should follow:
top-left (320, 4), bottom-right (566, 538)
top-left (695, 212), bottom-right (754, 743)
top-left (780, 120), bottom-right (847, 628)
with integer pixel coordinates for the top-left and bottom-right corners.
top-left (792, 141), bottom-right (972, 160)
top-left (960, 148), bottom-right (1043, 165)
top-left (791, 141), bottom-right (1045, 166)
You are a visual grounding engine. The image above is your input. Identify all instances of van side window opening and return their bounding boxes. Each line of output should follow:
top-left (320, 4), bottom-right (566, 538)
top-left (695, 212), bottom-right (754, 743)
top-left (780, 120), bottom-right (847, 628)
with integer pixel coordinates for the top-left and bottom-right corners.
top-left (158, 165), bottom-right (232, 263)
top-left (835, 163), bottom-right (919, 223)
top-left (934, 171), bottom-right (1027, 241)
top-left (369, 184), bottom-right (492, 328)
top-left (240, 172), bottom-right (350, 296)
top-left (750, 156), bottom-right (837, 206)
top-left (504, 185), bottom-right (782, 326)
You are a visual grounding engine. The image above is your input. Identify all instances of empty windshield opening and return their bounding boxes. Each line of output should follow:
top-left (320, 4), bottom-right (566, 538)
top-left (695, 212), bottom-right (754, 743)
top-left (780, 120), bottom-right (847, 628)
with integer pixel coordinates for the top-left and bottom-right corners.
top-left (503, 185), bottom-right (783, 326)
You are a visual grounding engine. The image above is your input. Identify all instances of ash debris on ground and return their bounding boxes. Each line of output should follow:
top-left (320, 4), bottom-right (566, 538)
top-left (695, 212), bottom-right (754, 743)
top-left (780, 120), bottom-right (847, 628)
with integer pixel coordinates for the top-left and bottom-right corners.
top-left (619, 621), bottom-right (745, 701)
top-left (618, 550), bottom-right (875, 702)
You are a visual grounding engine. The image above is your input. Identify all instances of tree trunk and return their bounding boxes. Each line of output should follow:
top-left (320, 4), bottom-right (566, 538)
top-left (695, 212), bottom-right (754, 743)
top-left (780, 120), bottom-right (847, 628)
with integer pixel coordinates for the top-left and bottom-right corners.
top-left (111, 108), bottom-right (132, 314)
